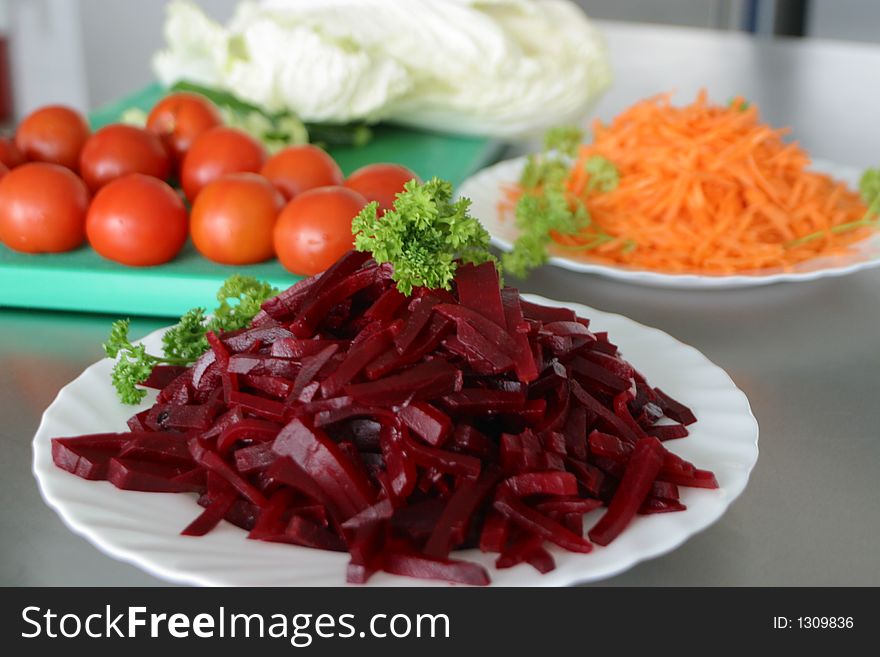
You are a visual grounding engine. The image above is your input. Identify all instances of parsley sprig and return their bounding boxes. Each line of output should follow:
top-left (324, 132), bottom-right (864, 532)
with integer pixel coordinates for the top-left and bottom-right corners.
top-left (785, 168), bottom-right (880, 249)
top-left (104, 320), bottom-right (190, 405)
top-left (161, 308), bottom-right (209, 362)
top-left (209, 275), bottom-right (279, 334)
top-left (104, 275), bottom-right (278, 404)
top-left (352, 177), bottom-right (497, 295)
top-left (503, 126), bottom-right (624, 278)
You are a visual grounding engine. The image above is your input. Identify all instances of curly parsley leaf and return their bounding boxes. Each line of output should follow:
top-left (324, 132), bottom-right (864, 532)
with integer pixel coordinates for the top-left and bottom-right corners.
top-left (544, 125), bottom-right (584, 157)
top-left (502, 126), bottom-right (622, 279)
top-left (111, 345), bottom-right (156, 405)
top-left (104, 319), bottom-right (135, 359)
top-left (105, 276), bottom-right (279, 404)
top-left (208, 275), bottom-right (279, 334)
top-left (352, 177), bottom-right (496, 295)
top-left (584, 155), bottom-right (620, 193)
top-left (104, 320), bottom-right (161, 405)
top-left (162, 307), bottom-right (209, 362)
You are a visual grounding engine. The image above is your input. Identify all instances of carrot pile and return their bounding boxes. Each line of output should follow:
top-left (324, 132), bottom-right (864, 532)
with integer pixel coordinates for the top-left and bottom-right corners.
top-left (513, 92), bottom-right (872, 274)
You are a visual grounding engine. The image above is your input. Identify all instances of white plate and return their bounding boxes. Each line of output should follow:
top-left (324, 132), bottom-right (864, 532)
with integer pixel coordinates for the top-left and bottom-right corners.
top-left (32, 296), bottom-right (758, 586)
top-left (459, 156), bottom-right (878, 289)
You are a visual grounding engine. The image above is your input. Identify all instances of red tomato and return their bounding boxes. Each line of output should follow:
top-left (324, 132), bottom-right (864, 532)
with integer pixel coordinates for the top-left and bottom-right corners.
top-left (146, 92), bottom-right (223, 164)
top-left (190, 173), bottom-right (283, 265)
top-left (0, 163), bottom-right (7, 180)
top-left (180, 127), bottom-right (267, 202)
top-left (79, 124), bottom-right (171, 191)
top-left (274, 186), bottom-right (367, 276)
top-left (0, 137), bottom-right (25, 169)
top-left (344, 163), bottom-right (419, 215)
top-left (14, 105), bottom-right (91, 171)
top-left (260, 144), bottom-right (343, 200)
top-left (0, 162), bottom-right (89, 253)
top-left (86, 174), bottom-right (187, 266)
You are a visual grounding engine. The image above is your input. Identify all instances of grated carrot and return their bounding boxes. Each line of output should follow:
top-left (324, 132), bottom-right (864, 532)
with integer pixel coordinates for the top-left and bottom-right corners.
top-left (501, 92), bottom-right (871, 275)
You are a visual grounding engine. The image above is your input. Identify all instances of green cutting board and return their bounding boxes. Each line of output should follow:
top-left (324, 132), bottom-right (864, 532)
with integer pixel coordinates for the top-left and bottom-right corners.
top-left (1, 83), bottom-right (502, 317)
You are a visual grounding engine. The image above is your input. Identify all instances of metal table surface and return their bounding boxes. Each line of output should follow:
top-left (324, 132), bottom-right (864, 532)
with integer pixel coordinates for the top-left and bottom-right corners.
top-left (2, 22), bottom-right (878, 586)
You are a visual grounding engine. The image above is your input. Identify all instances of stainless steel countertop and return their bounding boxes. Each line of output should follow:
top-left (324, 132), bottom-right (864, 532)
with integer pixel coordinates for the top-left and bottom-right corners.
top-left (2, 22), bottom-right (879, 586)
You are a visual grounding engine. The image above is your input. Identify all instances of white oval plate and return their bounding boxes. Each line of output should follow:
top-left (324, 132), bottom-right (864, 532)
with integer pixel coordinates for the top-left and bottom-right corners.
top-left (32, 296), bottom-right (758, 586)
top-left (459, 156), bottom-right (878, 289)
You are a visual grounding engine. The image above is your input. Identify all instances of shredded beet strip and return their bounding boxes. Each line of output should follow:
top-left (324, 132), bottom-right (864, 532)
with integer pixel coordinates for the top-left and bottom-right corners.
top-left (52, 254), bottom-right (715, 585)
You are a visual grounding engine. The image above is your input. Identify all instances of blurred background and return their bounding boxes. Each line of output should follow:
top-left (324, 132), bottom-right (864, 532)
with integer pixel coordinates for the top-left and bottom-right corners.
top-left (0, 0), bottom-right (877, 124)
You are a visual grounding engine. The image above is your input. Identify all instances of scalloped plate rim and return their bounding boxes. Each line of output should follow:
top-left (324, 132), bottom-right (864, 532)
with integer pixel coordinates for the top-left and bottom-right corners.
top-left (32, 296), bottom-right (759, 587)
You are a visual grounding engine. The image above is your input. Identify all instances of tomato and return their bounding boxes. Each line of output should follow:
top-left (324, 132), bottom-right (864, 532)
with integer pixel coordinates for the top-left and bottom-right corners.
top-left (180, 127), bottom-right (267, 202)
top-left (344, 163), bottom-right (419, 215)
top-left (146, 92), bottom-right (223, 164)
top-left (0, 163), bottom-right (7, 180)
top-left (0, 137), bottom-right (25, 169)
top-left (85, 174), bottom-right (187, 266)
top-left (14, 105), bottom-right (91, 171)
top-left (79, 124), bottom-right (171, 191)
top-left (190, 173), bottom-right (283, 265)
top-left (274, 186), bottom-right (367, 276)
top-left (0, 162), bottom-right (89, 253)
top-left (260, 144), bottom-right (343, 200)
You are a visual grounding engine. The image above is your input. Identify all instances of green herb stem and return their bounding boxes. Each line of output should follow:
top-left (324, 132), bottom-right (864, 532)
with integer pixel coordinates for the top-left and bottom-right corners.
top-left (502, 126), bottom-right (623, 278)
top-left (785, 169), bottom-right (880, 249)
top-left (105, 276), bottom-right (278, 404)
